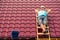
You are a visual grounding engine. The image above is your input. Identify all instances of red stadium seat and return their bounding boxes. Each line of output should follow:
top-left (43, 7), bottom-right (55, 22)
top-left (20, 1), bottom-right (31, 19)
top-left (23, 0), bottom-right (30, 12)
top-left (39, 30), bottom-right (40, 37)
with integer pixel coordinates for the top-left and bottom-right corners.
top-left (9, 24), bottom-right (14, 28)
top-left (54, 24), bottom-right (60, 28)
top-left (56, 32), bottom-right (60, 37)
top-left (0, 28), bottom-right (2, 32)
top-left (2, 28), bottom-right (8, 32)
top-left (20, 24), bottom-right (25, 28)
top-left (3, 24), bottom-right (9, 28)
top-left (14, 27), bottom-right (20, 31)
top-left (25, 28), bottom-right (30, 32)
top-left (19, 32), bottom-right (25, 37)
top-left (2, 32), bottom-right (8, 37)
top-left (0, 32), bottom-right (2, 37)
top-left (20, 28), bottom-right (26, 32)
top-left (7, 32), bottom-right (11, 37)
top-left (25, 32), bottom-right (31, 37)
top-left (8, 28), bottom-right (13, 32)
top-left (50, 28), bottom-right (55, 32)
top-left (30, 28), bottom-right (36, 32)
top-left (50, 32), bottom-right (56, 37)
top-left (14, 24), bottom-right (20, 28)
top-left (30, 32), bottom-right (36, 37)
top-left (55, 28), bottom-right (60, 32)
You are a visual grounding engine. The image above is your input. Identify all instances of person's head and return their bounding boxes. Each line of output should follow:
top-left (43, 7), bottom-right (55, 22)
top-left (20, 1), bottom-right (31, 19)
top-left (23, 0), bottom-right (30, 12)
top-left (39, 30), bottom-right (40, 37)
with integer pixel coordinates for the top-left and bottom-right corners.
top-left (40, 5), bottom-right (45, 10)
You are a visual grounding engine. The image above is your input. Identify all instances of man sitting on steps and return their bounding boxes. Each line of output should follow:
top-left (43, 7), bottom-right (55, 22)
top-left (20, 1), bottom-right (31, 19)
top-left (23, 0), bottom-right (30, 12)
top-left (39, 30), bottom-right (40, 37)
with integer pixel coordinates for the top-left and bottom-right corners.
top-left (35, 5), bottom-right (51, 32)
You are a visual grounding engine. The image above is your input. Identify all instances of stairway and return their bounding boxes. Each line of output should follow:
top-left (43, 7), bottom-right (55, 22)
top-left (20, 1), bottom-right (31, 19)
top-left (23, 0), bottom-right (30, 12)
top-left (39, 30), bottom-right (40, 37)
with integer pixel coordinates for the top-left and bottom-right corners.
top-left (36, 15), bottom-right (50, 40)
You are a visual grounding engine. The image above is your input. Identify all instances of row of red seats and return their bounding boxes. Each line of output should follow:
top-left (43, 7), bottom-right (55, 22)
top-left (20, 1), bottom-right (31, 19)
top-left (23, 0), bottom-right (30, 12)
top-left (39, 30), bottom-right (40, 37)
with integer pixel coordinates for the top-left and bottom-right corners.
top-left (1, 7), bottom-right (60, 11)
top-left (20, 0), bottom-right (58, 3)
top-left (0, 17), bottom-right (36, 21)
top-left (0, 31), bottom-right (36, 37)
top-left (0, 14), bottom-right (59, 17)
top-left (0, 0), bottom-right (21, 3)
top-left (20, 5), bottom-right (60, 7)
top-left (0, 3), bottom-right (60, 8)
top-left (0, 10), bottom-right (60, 14)
top-left (18, 8), bottom-right (60, 11)
top-left (0, 7), bottom-right (60, 10)
top-left (0, 0), bottom-right (58, 3)
top-left (0, 23), bottom-right (36, 27)
top-left (0, 29), bottom-right (59, 37)
top-left (50, 28), bottom-right (60, 32)
top-left (0, 20), bottom-right (36, 23)
top-left (0, 27), bottom-right (36, 31)
top-left (0, 14), bottom-right (60, 17)
top-left (20, 2), bottom-right (60, 5)
top-left (0, 11), bottom-right (21, 13)
top-left (0, 13), bottom-right (36, 16)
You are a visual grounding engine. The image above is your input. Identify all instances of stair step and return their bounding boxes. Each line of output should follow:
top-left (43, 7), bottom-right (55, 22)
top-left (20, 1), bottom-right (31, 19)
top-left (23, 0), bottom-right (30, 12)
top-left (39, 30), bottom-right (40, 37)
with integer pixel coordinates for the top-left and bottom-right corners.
top-left (37, 27), bottom-right (49, 28)
top-left (37, 33), bottom-right (50, 35)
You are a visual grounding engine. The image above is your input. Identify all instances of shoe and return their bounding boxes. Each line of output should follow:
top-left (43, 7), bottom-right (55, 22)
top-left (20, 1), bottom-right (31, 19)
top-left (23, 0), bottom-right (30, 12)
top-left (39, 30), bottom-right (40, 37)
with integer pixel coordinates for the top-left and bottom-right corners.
top-left (37, 24), bottom-right (40, 27)
top-left (43, 30), bottom-right (48, 33)
top-left (38, 24), bottom-right (40, 26)
top-left (43, 31), bottom-right (48, 33)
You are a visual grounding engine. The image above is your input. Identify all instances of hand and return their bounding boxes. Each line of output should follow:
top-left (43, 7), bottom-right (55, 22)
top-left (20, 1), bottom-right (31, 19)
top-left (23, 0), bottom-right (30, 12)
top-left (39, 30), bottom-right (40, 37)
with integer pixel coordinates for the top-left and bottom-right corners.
top-left (48, 9), bottom-right (51, 12)
top-left (47, 9), bottom-right (51, 12)
top-left (46, 8), bottom-right (51, 13)
top-left (35, 9), bottom-right (38, 13)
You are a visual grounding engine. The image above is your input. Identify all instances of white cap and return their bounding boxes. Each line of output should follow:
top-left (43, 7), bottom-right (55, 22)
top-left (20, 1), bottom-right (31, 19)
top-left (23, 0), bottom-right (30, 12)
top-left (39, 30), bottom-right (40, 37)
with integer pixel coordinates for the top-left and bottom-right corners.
top-left (40, 5), bottom-right (45, 8)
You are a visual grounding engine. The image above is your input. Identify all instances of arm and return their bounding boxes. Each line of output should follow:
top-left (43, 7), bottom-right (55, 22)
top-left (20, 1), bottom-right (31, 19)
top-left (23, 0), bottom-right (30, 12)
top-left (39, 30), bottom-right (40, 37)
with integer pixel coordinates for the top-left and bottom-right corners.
top-left (46, 8), bottom-right (51, 14)
top-left (35, 9), bottom-right (39, 17)
top-left (35, 9), bottom-right (39, 13)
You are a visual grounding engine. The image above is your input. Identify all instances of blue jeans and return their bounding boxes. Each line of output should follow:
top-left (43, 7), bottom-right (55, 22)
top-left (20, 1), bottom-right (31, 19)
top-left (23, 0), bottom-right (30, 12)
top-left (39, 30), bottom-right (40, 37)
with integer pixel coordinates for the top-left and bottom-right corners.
top-left (38, 15), bottom-right (47, 25)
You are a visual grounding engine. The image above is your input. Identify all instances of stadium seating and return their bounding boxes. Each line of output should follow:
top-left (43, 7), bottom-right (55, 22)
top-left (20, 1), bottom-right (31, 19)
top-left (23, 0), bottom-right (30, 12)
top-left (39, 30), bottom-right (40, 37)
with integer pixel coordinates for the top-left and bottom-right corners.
top-left (0, 0), bottom-right (60, 38)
